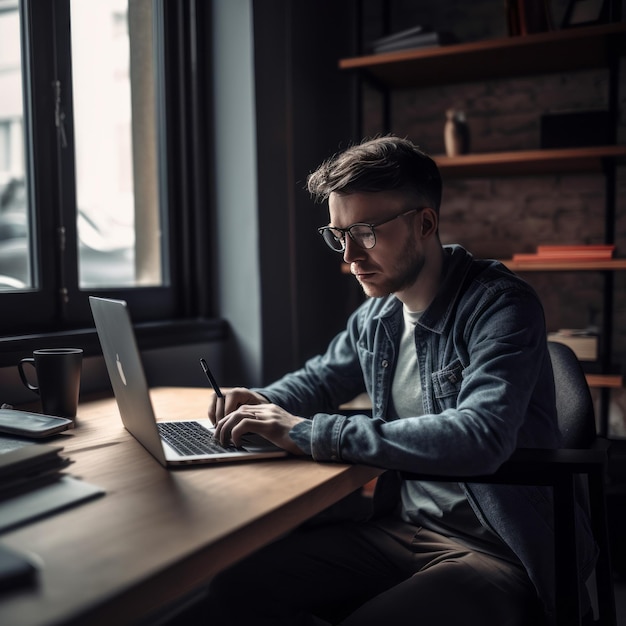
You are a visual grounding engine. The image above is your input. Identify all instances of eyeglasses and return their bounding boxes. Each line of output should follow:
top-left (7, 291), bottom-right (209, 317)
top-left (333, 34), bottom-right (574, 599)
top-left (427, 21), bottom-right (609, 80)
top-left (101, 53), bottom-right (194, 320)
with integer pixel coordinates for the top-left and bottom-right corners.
top-left (318, 208), bottom-right (422, 253)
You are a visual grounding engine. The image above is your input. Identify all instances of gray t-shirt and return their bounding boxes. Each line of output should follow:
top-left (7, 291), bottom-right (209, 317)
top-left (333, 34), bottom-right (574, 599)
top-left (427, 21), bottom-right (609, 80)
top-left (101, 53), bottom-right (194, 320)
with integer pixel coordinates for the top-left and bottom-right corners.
top-left (393, 305), bottom-right (519, 564)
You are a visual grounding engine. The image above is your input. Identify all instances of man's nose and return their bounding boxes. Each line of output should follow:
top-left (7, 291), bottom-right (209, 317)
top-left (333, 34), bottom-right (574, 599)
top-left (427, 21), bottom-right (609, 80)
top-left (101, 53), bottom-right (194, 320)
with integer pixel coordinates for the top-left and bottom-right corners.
top-left (343, 235), bottom-right (366, 264)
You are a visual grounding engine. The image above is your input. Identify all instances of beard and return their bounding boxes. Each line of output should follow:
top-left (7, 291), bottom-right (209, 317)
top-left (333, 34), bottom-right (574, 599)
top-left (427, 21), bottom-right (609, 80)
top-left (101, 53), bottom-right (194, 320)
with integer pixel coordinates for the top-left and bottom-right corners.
top-left (356, 231), bottom-right (425, 298)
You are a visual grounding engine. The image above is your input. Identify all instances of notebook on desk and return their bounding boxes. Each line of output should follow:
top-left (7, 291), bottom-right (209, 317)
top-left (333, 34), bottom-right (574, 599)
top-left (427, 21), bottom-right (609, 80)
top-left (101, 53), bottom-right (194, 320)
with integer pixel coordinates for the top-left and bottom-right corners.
top-left (89, 296), bottom-right (288, 467)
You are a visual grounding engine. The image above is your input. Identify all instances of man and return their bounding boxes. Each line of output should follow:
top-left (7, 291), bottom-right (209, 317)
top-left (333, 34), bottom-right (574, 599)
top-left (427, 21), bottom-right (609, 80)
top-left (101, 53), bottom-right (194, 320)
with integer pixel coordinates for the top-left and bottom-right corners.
top-left (206, 136), bottom-right (596, 625)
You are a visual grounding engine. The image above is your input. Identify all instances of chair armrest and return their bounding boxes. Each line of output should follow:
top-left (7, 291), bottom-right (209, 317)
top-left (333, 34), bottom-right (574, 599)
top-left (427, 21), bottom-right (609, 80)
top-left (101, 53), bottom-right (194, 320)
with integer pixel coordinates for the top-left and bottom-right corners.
top-left (401, 446), bottom-right (608, 486)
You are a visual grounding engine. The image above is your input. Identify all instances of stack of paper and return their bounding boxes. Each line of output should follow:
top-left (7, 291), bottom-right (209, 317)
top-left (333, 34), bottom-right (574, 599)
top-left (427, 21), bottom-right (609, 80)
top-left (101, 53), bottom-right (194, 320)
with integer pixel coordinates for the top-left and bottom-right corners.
top-left (0, 443), bottom-right (104, 532)
top-left (0, 444), bottom-right (71, 501)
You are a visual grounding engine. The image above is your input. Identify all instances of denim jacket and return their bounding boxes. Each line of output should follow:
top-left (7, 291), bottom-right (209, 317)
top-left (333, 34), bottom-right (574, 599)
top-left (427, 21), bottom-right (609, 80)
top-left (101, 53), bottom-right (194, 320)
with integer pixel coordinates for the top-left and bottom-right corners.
top-left (256, 245), bottom-right (597, 621)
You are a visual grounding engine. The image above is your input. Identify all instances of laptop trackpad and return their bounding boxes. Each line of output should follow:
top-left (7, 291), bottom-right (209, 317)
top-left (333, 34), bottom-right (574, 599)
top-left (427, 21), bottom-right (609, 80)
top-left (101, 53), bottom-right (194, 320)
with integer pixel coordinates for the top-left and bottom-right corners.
top-left (240, 432), bottom-right (283, 452)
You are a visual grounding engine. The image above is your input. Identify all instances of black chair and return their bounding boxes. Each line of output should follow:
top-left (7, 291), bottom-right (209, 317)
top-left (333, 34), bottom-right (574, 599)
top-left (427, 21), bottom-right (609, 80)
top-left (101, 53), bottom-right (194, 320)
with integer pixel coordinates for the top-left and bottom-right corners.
top-left (401, 341), bottom-right (616, 626)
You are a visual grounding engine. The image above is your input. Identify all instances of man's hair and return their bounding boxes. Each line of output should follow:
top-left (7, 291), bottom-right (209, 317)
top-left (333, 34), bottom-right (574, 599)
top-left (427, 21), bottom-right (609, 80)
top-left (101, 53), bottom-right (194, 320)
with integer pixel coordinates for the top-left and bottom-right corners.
top-left (306, 136), bottom-right (442, 213)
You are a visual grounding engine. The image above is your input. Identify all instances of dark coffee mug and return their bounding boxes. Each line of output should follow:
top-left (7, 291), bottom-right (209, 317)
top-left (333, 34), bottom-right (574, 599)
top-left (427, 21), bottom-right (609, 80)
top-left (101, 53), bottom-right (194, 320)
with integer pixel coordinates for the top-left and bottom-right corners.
top-left (18, 348), bottom-right (83, 418)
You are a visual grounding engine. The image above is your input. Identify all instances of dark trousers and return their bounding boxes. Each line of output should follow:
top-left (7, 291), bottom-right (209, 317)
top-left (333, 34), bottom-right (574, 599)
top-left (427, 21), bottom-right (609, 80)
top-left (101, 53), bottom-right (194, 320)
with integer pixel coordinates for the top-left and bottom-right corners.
top-left (204, 516), bottom-right (544, 626)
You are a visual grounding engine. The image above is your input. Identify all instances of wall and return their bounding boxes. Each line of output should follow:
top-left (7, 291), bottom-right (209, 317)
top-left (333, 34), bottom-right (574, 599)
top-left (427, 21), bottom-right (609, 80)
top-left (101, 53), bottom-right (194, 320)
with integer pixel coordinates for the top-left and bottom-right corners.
top-left (359, 0), bottom-right (626, 435)
top-left (212, 0), bottom-right (359, 388)
top-left (211, 0), bottom-right (263, 387)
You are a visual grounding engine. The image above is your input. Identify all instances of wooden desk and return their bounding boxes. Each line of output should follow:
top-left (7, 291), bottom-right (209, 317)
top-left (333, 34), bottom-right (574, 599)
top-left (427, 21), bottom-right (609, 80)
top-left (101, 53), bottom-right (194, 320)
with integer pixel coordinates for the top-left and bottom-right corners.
top-left (0, 388), bottom-right (382, 626)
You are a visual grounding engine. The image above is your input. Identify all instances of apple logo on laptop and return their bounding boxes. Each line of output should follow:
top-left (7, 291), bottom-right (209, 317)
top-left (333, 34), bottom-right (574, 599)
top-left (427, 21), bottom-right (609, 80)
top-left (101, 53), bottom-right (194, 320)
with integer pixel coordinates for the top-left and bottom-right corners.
top-left (116, 354), bottom-right (128, 386)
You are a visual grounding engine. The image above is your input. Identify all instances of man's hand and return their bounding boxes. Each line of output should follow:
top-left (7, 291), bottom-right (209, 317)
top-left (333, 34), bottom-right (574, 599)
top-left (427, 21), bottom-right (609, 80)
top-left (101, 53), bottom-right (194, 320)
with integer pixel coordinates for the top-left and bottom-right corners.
top-left (207, 387), bottom-right (268, 425)
top-left (214, 401), bottom-right (307, 456)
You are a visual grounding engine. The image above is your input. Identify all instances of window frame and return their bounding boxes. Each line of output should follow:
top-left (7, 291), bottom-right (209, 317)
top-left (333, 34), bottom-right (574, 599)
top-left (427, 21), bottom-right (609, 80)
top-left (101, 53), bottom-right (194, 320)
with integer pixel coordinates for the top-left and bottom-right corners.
top-left (0, 0), bottom-right (219, 360)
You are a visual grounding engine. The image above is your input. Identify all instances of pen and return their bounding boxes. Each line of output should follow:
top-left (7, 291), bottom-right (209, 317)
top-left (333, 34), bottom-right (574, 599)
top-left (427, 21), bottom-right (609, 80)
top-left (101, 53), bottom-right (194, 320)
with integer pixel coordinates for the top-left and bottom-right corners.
top-left (200, 358), bottom-right (224, 399)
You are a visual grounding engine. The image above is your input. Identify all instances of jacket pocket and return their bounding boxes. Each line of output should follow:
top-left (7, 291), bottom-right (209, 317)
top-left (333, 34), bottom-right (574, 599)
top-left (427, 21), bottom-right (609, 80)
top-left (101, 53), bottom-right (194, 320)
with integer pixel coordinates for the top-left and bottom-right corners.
top-left (432, 359), bottom-right (464, 409)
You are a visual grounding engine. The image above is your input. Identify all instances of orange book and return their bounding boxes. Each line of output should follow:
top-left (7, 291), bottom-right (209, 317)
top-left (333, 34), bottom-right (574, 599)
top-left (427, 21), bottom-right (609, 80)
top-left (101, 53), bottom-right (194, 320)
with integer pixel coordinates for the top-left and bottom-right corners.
top-left (536, 245), bottom-right (614, 257)
top-left (513, 245), bottom-right (615, 263)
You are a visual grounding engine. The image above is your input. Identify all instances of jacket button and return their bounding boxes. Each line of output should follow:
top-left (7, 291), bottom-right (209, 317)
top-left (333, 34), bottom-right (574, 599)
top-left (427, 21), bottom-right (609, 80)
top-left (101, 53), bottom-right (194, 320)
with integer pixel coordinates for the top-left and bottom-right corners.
top-left (382, 360), bottom-right (389, 368)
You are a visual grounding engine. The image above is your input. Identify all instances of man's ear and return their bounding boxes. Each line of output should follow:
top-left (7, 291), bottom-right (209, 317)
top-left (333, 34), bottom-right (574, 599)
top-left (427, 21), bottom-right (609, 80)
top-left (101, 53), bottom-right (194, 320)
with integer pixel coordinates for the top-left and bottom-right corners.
top-left (420, 208), bottom-right (438, 238)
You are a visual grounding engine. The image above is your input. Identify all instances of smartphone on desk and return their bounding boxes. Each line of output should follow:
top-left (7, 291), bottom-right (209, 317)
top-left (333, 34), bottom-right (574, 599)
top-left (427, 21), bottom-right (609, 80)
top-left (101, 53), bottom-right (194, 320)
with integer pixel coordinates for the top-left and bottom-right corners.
top-left (0, 409), bottom-right (72, 439)
top-left (0, 543), bottom-right (38, 591)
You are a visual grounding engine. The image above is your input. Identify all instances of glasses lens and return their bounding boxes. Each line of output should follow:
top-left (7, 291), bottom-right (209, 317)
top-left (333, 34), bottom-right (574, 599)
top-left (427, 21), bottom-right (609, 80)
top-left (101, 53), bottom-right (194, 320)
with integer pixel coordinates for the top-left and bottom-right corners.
top-left (349, 225), bottom-right (376, 249)
top-left (321, 228), bottom-right (345, 251)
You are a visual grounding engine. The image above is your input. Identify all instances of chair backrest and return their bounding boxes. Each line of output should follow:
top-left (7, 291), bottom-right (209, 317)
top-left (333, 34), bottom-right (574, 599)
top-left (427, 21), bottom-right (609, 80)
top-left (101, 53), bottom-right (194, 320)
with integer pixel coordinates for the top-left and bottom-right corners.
top-left (548, 341), bottom-right (596, 449)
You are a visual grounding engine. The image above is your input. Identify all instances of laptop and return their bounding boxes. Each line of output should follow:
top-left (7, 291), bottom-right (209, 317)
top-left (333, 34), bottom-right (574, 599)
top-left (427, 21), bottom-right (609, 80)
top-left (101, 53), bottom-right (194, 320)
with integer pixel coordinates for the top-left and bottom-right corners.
top-left (89, 296), bottom-right (288, 466)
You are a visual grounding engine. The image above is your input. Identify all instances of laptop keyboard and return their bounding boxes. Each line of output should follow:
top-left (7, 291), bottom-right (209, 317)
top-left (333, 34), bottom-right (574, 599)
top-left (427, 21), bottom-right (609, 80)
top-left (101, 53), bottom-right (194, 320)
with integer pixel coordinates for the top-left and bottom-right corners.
top-left (157, 421), bottom-right (238, 456)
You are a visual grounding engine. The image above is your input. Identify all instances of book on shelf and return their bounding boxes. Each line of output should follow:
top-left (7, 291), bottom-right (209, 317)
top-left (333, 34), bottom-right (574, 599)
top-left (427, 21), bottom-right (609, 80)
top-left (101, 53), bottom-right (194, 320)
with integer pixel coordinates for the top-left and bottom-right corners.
top-left (512, 244), bottom-right (615, 263)
top-left (369, 26), bottom-right (457, 54)
top-left (370, 24), bottom-right (429, 47)
top-left (548, 329), bottom-right (598, 361)
top-left (506, 0), bottom-right (554, 36)
top-left (537, 244), bottom-right (615, 256)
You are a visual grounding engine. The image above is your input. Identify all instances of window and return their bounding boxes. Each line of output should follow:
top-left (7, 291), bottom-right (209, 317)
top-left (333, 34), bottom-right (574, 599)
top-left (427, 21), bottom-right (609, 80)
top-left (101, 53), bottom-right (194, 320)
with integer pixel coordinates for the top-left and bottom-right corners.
top-left (0, 1), bottom-right (30, 290)
top-left (0, 0), bottom-right (213, 339)
top-left (71, 0), bottom-right (163, 289)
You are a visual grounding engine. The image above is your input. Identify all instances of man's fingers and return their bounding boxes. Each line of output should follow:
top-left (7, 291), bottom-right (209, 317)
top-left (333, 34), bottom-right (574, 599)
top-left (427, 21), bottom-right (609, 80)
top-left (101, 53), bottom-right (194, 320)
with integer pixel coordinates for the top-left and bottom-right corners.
top-left (215, 407), bottom-right (258, 446)
top-left (208, 393), bottom-right (225, 425)
top-left (223, 389), bottom-right (265, 415)
top-left (230, 416), bottom-right (264, 447)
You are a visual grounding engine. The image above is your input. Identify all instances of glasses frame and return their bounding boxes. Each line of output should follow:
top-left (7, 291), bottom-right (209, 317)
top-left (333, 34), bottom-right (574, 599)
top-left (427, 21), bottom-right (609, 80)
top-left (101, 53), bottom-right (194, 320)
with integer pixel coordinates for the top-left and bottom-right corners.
top-left (318, 208), bottom-right (422, 253)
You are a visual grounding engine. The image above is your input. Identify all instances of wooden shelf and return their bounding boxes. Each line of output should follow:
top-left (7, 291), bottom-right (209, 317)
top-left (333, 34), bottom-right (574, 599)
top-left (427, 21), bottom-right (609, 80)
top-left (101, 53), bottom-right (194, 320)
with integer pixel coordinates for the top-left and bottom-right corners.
top-left (433, 146), bottom-right (626, 178)
top-left (339, 23), bottom-right (626, 88)
top-left (502, 259), bottom-right (626, 271)
top-left (340, 19), bottom-right (626, 434)
top-left (586, 374), bottom-right (623, 389)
